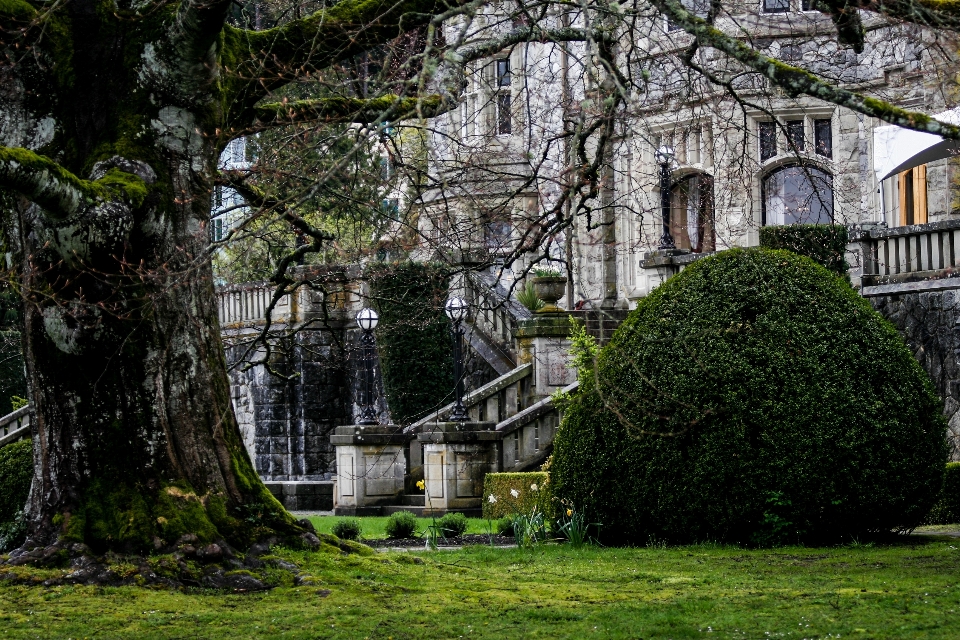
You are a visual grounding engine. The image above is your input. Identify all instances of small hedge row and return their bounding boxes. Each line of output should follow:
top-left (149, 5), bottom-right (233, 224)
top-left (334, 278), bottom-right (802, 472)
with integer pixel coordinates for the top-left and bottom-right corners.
top-left (0, 439), bottom-right (31, 552)
top-left (925, 463), bottom-right (960, 525)
top-left (759, 224), bottom-right (848, 275)
top-left (482, 472), bottom-right (550, 520)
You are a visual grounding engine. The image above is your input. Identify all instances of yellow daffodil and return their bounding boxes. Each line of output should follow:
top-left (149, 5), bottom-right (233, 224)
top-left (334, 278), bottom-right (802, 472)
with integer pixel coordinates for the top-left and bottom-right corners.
top-left (567, 509), bottom-right (573, 517)
top-left (416, 479), bottom-right (425, 490)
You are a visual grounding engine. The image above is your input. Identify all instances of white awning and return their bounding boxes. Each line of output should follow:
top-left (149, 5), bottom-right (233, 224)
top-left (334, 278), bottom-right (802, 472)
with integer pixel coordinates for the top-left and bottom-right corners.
top-left (874, 107), bottom-right (960, 183)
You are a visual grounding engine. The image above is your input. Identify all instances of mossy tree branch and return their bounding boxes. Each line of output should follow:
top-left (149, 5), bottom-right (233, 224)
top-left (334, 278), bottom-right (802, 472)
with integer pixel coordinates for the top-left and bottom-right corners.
top-left (0, 146), bottom-right (95, 220)
top-left (651, 0), bottom-right (960, 140)
top-left (252, 95), bottom-right (445, 128)
top-left (222, 0), bottom-right (462, 106)
top-left (167, 0), bottom-right (235, 89)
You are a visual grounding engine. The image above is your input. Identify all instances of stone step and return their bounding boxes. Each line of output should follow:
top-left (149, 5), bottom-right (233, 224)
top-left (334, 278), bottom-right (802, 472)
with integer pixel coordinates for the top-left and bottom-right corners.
top-left (264, 481), bottom-right (334, 512)
top-left (402, 494), bottom-right (425, 506)
top-left (382, 505), bottom-right (425, 517)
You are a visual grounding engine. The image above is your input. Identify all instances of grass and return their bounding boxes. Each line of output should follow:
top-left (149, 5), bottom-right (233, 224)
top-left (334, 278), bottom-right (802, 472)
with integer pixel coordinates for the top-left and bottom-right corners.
top-left (3, 535), bottom-right (960, 638)
top-left (307, 515), bottom-right (494, 539)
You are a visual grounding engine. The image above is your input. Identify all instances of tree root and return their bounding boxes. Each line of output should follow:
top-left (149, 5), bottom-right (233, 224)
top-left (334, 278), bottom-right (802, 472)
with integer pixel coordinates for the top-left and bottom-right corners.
top-left (0, 519), bottom-right (368, 591)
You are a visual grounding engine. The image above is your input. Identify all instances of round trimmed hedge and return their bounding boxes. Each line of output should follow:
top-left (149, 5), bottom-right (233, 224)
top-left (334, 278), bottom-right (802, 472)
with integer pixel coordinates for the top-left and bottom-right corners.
top-left (551, 248), bottom-right (947, 545)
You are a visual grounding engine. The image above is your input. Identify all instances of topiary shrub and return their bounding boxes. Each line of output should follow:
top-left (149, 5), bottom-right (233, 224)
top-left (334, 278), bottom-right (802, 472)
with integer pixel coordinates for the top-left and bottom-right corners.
top-left (366, 262), bottom-right (454, 425)
top-left (331, 518), bottom-right (362, 541)
top-left (482, 472), bottom-right (551, 520)
top-left (0, 439), bottom-right (32, 552)
top-left (759, 224), bottom-right (848, 275)
top-left (384, 511), bottom-right (418, 538)
top-left (925, 463), bottom-right (960, 525)
top-left (437, 512), bottom-right (468, 537)
top-left (552, 248), bottom-right (947, 546)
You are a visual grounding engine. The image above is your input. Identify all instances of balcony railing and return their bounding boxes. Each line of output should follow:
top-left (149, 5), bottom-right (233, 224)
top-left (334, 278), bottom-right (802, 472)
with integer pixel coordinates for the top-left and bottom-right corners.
top-left (856, 220), bottom-right (960, 294)
top-left (0, 405), bottom-right (31, 449)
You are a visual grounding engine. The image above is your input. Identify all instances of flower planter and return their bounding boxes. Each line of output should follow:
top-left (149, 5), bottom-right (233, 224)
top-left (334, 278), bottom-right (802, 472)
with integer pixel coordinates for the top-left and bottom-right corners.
top-left (531, 276), bottom-right (567, 313)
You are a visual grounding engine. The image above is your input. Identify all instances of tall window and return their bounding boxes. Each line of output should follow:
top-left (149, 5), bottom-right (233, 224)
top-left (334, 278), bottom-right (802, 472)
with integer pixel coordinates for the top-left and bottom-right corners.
top-left (814, 118), bottom-right (832, 158)
top-left (898, 165), bottom-right (928, 226)
top-left (762, 165), bottom-right (834, 225)
top-left (496, 58), bottom-right (512, 135)
top-left (759, 121), bottom-right (777, 161)
top-left (762, 0), bottom-right (789, 13)
top-left (786, 120), bottom-right (804, 151)
top-left (460, 66), bottom-right (479, 138)
top-left (670, 174), bottom-right (715, 253)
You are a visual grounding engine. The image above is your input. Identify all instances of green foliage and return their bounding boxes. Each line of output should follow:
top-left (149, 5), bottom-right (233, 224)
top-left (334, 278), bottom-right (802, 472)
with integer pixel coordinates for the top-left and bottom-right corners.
top-left (0, 439), bottom-right (31, 522)
top-left (384, 511), bottom-right (418, 538)
top-left (366, 262), bottom-right (454, 425)
top-left (516, 281), bottom-right (544, 312)
top-left (0, 439), bottom-right (32, 550)
top-left (10, 396), bottom-right (27, 411)
top-left (331, 518), bottom-right (362, 541)
top-left (482, 472), bottom-right (551, 520)
top-left (437, 512), bottom-right (468, 537)
top-left (496, 516), bottom-right (515, 537)
top-left (759, 224), bottom-right (849, 275)
top-left (925, 463), bottom-right (960, 524)
top-left (552, 248), bottom-right (947, 546)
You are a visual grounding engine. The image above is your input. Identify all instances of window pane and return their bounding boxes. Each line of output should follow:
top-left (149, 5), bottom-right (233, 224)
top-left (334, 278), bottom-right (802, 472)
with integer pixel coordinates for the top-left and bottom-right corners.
top-left (670, 174), bottom-right (715, 253)
top-left (497, 93), bottom-right (512, 135)
top-left (497, 59), bottom-right (511, 87)
top-left (815, 119), bottom-right (832, 158)
top-left (763, 0), bottom-right (789, 12)
top-left (801, 0), bottom-right (814, 9)
top-left (759, 121), bottom-right (777, 161)
top-left (763, 165), bottom-right (833, 225)
top-left (787, 120), bottom-right (805, 151)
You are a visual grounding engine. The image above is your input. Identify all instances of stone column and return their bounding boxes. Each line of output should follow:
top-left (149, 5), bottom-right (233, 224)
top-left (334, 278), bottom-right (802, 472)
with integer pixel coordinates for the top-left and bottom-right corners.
top-left (418, 422), bottom-right (498, 515)
top-left (516, 314), bottom-right (577, 401)
top-left (332, 425), bottom-right (408, 515)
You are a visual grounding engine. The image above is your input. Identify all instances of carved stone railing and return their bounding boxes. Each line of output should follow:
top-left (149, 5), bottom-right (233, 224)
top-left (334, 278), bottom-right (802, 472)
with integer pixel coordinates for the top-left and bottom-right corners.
top-left (0, 405), bottom-right (31, 448)
top-left (462, 270), bottom-right (532, 370)
top-left (496, 380), bottom-right (576, 472)
top-left (404, 363), bottom-right (534, 435)
top-left (855, 220), bottom-right (960, 296)
top-left (217, 284), bottom-right (291, 327)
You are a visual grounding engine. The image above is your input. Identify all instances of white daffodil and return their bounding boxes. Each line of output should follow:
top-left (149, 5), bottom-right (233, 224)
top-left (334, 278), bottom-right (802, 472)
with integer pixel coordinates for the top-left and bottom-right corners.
top-left (510, 489), bottom-right (520, 498)
top-left (530, 483), bottom-right (538, 491)
top-left (488, 494), bottom-right (497, 503)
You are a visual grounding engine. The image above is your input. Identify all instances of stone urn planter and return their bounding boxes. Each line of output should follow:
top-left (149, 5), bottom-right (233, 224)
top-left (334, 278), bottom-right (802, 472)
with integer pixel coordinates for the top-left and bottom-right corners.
top-left (531, 276), bottom-right (567, 313)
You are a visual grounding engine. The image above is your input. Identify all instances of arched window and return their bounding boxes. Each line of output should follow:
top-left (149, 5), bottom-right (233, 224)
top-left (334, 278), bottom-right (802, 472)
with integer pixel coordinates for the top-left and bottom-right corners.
top-left (762, 164), bottom-right (833, 225)
top-left (670, 173), bottom-right (715, 253)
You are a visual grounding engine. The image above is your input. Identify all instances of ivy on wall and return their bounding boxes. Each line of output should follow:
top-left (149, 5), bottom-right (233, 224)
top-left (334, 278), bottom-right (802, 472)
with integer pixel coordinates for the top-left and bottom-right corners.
top-left (365, 262), bottom-right (454, 425)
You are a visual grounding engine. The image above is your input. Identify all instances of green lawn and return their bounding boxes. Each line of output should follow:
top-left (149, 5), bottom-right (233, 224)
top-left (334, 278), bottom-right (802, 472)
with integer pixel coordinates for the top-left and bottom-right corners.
top-left (3, 536), bottom-right (960, 638)
top-left (307, 515), bottom-right (494, 539)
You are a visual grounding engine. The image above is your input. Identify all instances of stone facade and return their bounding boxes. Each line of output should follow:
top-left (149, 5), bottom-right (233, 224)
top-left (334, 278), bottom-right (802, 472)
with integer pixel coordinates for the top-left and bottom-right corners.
top-left (868, 290), bottom-right (960, 461)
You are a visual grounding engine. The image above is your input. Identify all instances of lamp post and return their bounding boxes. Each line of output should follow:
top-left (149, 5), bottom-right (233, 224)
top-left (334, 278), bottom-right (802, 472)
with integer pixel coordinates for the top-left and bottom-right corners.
top-left (655, 145), bottom-right (676, 250)
top-left (444, 296), bottom-right (470, 423)
top-left (355, 307), bottom-right (380, 425)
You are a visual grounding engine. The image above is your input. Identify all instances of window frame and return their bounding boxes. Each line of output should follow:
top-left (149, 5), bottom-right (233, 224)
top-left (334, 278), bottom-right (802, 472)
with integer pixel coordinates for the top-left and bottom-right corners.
top-left (760, 162), bottom-right (835, 226)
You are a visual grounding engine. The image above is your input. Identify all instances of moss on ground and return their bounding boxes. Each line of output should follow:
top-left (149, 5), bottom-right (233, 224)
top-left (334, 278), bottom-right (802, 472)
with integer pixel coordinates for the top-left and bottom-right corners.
top-left (2, 537), bottom-right (960, 637)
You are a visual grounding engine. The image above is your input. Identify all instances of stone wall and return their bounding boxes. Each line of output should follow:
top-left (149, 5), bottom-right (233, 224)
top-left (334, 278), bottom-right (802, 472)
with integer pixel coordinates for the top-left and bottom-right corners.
top-left (227, 322), bottom-right (353, 481)
top-left (869, 290), bottom-right (960, 461)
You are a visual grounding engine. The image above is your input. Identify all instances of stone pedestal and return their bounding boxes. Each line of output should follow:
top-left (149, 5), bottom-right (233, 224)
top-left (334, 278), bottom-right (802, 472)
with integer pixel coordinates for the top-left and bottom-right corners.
top-left (331, 425), bottom-right (408, 515)
top-left (639, 248), bottom-right (690, 292)
top-left (418, 422), bottom-right (498, 514)
top-left (516, 314), bottom-right (577, 400)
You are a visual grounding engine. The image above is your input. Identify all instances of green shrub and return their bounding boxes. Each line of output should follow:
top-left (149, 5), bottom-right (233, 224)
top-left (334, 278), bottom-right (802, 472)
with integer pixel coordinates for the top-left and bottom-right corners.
top-left (516, 281), bottom-right (544, 312)
top-left (331, 518), bottom-right (362, 541)
top-left (925, 463), bottom-right (960, 524)
top-left (384, 511), bottom-right (418, 538)
top-left (482, 472), bottom-right (551, 520)
top-left (496, 516), bottom-right (515, 537)
top-left (552, 248), bottom-right (947, 546)
top-left (366, 262), bottom-right (454, 425)
top-left (759, 224), bottom-right (848, 275)
top-left (0, 440), bottom-right (32, 524)
top-left (438, 512), bottom-right (468, 537)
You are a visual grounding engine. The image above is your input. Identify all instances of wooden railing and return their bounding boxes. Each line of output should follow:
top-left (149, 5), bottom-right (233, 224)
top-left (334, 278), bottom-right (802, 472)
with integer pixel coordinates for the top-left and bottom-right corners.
top-left (0, 405), bottom-right (31, 448)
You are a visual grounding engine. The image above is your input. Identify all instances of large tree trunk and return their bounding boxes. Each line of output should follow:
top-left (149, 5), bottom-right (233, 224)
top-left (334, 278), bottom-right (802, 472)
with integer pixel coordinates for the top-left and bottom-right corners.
top-left (0, 1), bottom-right (300, 557)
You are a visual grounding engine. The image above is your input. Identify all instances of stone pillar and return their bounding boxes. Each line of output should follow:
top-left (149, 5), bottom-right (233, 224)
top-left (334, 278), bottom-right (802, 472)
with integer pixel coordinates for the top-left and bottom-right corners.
top-left (332, 425), bottom-right (408, 515)
top-left (418, 422), bottom-right (498, 514)
top-left (639, 248), bottom-right (689, 293)
top-left (516, 314), bottom-right (577, 401)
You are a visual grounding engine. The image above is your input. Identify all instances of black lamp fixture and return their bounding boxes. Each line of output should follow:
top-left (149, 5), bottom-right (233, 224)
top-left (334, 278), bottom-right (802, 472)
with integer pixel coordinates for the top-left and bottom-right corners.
top-left (655, 144), bottom-right (677, 250)
top-left (444, 296), bottom-right (470, 423)
top-left (356, 307), bottom-right (380, 426)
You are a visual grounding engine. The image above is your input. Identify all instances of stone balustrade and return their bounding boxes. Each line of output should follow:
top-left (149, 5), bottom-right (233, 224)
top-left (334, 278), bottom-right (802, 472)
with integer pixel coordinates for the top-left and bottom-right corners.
top-left (0, 406), bottom-right (31, 449)
top-left (853, 220), bottom-right (960, 296)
